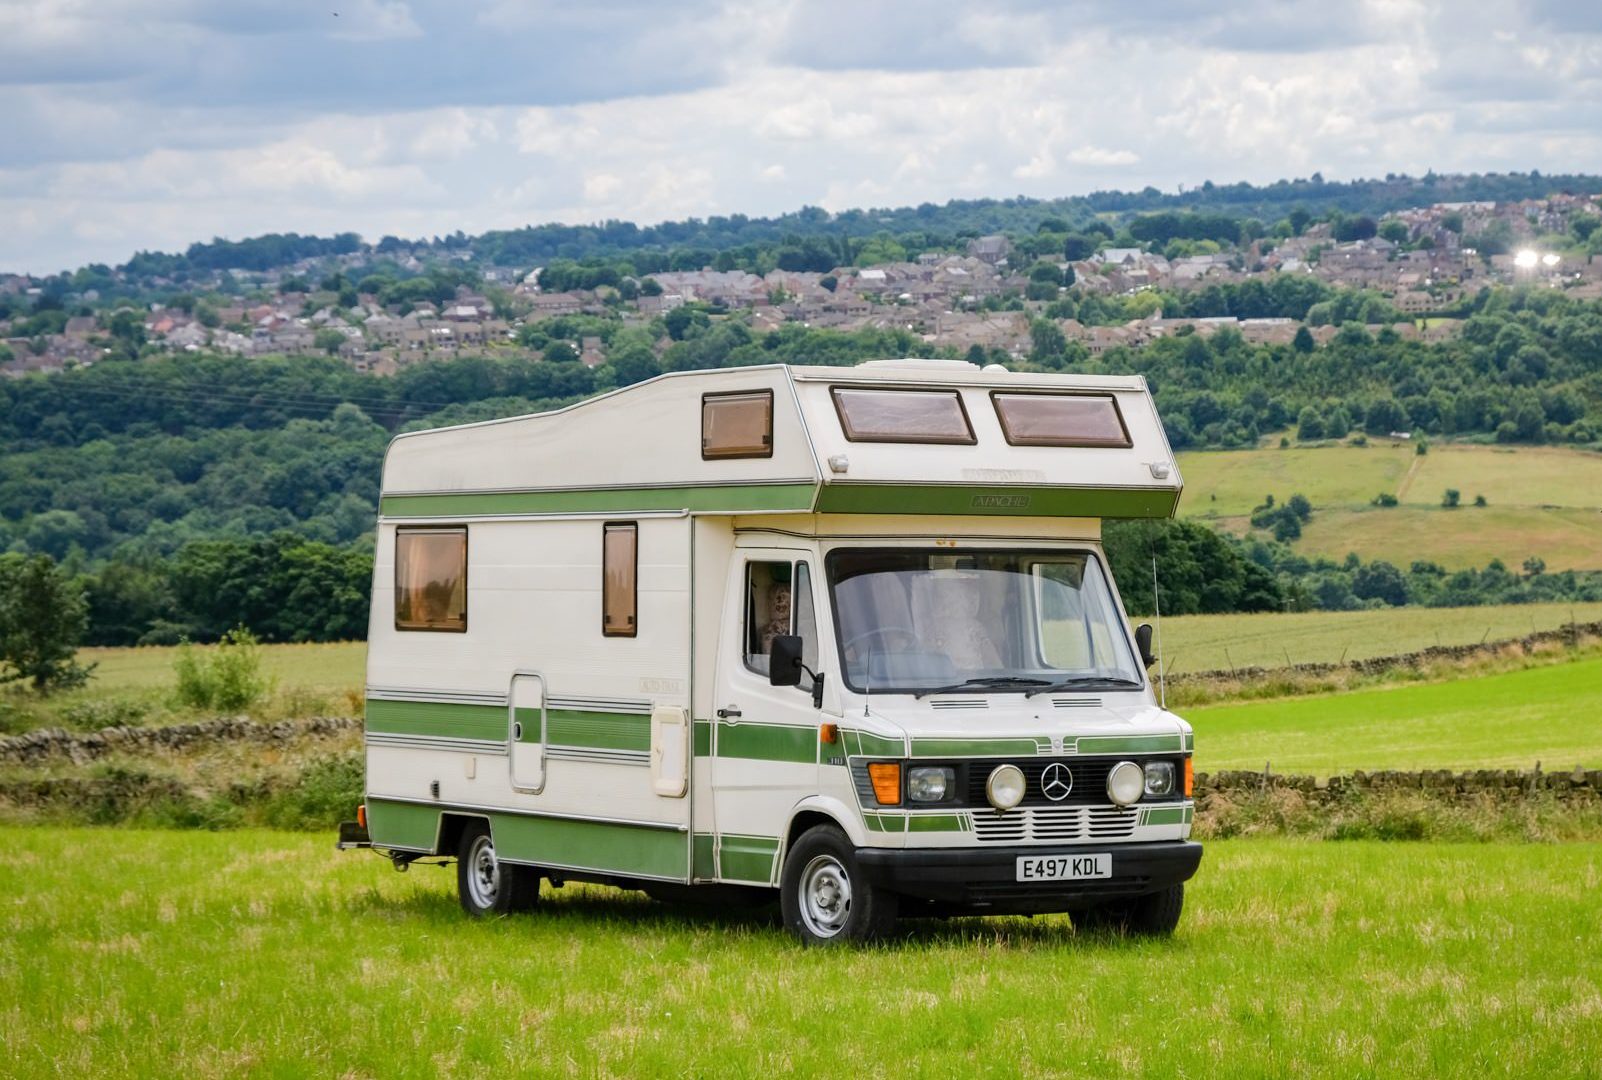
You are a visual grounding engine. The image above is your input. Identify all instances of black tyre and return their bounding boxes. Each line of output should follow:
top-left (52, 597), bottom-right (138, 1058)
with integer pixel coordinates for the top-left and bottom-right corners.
top-left (780, 824), bottom-right (898, 945)
top-left (456, 821), bottom-right (540, 917)
top-left (1072, 883), bottom-right (1184, 936)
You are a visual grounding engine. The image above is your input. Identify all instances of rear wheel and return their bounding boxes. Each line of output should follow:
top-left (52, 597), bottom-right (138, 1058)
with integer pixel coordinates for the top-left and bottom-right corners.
top-left (1072, 883), bottom-right (1184, 936)
top-left (456, 821), bottom-right (540, 917)
top-left (780, 824), bottom-right (898, 945)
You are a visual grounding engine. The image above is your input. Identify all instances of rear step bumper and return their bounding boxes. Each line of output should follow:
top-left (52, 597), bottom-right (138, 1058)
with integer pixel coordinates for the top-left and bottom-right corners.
top-left (336, 820), bottom-right (372, 850)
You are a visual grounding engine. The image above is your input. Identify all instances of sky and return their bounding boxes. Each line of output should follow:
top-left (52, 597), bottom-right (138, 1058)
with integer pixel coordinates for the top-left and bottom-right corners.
top-left (3, 0), bottom-right (1601, 274)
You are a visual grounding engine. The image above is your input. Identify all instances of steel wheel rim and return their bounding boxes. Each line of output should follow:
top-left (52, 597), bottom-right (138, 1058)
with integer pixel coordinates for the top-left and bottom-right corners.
top-left (466, 834), bottom-right (500, 908)
top-left (798, 854), bottom-right (852, 938)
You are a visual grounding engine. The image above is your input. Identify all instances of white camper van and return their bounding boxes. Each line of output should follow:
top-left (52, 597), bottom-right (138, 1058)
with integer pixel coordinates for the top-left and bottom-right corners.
top-left (344, 359), bottom-right (1201, 943)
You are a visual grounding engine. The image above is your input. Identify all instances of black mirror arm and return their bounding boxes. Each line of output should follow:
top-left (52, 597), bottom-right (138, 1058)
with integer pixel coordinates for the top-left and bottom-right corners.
top-left (789, 657), bottom-right (827, 709)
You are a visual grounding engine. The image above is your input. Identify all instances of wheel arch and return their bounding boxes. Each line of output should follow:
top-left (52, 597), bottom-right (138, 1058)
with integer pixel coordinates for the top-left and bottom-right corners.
top-left (782, 795), bottom-right (869, 864)
top-left (437, 811), bottom-right (493, 858)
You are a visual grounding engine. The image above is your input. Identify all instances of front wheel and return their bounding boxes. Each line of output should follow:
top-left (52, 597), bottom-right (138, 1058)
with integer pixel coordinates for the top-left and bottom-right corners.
top-left (1072, 883), bottom-right (1184, 936)
top-left (456, 821), bottom-right (540, 917)
top-left (780, 825), bottom-right (898, 945)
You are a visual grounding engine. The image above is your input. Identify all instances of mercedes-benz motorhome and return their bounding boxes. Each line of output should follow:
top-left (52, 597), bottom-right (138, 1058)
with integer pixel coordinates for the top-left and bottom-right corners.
top-left (343, 359), bottom-right (1200, 943)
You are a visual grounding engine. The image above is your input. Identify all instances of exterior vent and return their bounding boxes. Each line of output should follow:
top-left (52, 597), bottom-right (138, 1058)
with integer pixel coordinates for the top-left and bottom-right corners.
top-left (1051, 697), bottom-right (1101, 709)
top-left (972, 806), bottom-right (1138, 843)
top-left (930, 699), bottom-right (988, 711)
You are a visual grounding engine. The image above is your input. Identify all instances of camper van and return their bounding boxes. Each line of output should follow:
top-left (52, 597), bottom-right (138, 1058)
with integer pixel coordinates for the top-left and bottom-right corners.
top-left (344, 359), bottom-right (1201, 944)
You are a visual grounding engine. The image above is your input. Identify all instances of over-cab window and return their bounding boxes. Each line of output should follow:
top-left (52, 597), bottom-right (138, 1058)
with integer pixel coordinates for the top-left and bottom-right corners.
top-left (702, 390), bottom-right (773, 459)
top-left (831, 387), bottom-right (976, 445)
top-left (602, 522), bottom-right (638, 637)
top-left (744, 560), bottom-right (818, 688)
top-left (395, 527), bottom-right (467, 632)
top-left (992, 392), bottom-right (1131, 448)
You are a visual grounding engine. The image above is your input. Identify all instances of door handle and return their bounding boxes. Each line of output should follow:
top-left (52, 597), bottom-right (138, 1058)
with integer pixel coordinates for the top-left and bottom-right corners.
top-left (716, 706), bottom-right (743, 720)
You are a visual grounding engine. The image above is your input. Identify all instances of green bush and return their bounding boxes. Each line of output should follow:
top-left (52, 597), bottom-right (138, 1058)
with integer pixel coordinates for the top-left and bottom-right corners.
top-left (262, 752), bottom-right (364, 830)
top-left (173, 627), bottom-right (272, 711)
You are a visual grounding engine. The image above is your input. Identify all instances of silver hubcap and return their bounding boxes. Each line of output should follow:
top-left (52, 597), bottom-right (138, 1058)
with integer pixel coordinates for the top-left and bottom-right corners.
top-left (798, 854), bottom-right (853, 938)
top-left (466, 834), bottom-right (499, 909)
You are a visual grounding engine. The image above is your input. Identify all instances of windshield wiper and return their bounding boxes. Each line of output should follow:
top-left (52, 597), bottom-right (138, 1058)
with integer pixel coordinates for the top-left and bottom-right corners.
top-left (914, 676), bottom-right (1053, 700)
top-left (1024, 677), bottom-right (1143, 698)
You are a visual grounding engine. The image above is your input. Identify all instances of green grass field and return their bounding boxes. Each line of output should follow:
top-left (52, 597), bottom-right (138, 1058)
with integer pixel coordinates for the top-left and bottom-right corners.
top-left (76, 641), bottom-right (363, 693)
top-left (1190, 655), bottom-right (1602, 774)
top-left (1178, 442), bottom-right (1602, 570)
top-left (2, 828), bottom-right (1598, 1077)
top-left (1157, 600), bottom-right (1602, 674)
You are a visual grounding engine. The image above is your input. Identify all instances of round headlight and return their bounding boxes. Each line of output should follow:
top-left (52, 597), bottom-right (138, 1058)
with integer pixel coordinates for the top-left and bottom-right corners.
top-left (986, 764), bottom-right (1026, 810)
top-left (1106, 760), bottom-right (1144, 806)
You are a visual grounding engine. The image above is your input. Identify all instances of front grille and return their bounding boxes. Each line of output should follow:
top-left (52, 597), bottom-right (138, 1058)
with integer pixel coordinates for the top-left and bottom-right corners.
top-left (971, 805), bottom-right (1138, 843)
top-left (967, 757), bottom-right (1180, 807)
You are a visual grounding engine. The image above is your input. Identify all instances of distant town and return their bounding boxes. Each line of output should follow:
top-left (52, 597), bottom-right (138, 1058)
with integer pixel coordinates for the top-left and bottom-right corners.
top-left (5, 191), bottom-right (1602, 378)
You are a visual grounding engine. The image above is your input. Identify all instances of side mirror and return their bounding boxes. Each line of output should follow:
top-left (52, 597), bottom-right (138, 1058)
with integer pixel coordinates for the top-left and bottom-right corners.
top-left (769, 635), bottom-right (804, 687)
top-left (1134, 623), bottom-right (1157, 669)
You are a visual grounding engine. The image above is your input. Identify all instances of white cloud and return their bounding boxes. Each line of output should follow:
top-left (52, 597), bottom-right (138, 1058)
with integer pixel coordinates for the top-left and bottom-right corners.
top-left (3, 0), bottom-right (1602, 271)
top-left (1065, 146), bottom-right (1141, 167)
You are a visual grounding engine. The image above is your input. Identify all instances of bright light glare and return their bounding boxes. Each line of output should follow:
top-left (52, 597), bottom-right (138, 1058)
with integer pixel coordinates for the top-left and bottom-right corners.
top-left (1514, 249), bottom-right (1539, 268)
top-left (1542, 253), bottom-right (1561, 267)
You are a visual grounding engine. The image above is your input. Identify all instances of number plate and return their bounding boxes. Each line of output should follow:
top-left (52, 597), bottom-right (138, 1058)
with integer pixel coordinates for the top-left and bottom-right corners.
top-left (1015, 852), bottom-right (1111, 882)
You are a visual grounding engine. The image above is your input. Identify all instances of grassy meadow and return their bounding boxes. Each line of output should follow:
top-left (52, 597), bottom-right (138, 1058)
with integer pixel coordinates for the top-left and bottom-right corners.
top-left (1190, 654), bottom-right (1602, 774)
top-left (1179, 441), bottom-right (1602, 570)
top-left (2, 828), bottom-right (1598, 1078)
top-left (1157, 600), bottom-right (1602, 674)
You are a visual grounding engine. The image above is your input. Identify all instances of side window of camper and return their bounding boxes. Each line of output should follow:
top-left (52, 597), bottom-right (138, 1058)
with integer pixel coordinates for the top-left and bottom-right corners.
top-left (602, 522), bottom-right (638, 637)
top-left (394, 527), bottom-right (468, 632)
top-left (744, 560), bottom-right (817, 687)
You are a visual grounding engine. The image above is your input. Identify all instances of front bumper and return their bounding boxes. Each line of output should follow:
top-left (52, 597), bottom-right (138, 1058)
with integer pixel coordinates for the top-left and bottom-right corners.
top-left (856, 840), bottom-right (1202, 915)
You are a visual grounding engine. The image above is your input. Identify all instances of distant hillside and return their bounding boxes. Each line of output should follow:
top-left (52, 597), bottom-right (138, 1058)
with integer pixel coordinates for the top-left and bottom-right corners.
top-left (1181, 442), bottom-right (1602, 571)
top-left (61, 169), bottom-right (1602, 282)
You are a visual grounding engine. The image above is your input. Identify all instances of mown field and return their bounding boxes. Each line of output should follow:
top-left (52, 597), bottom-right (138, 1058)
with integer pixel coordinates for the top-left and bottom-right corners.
top-left (1157, 600), bottom-right (1602, 674)
top-left (1191, 654), bottom-right (1602, 775)
top-left (1179, 442), bottom-right (1602, 570)
top-left (2, 828), bottom-right (1598, 1078)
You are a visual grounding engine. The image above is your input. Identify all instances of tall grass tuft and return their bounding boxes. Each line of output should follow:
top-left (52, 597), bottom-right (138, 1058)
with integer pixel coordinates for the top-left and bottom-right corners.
top-left (172, 627), bottom-right (273, 712)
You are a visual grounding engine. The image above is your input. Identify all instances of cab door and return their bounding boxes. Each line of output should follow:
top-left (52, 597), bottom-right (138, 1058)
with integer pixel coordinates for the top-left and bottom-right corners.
top-left (710, 548), bottom-right (826, 884)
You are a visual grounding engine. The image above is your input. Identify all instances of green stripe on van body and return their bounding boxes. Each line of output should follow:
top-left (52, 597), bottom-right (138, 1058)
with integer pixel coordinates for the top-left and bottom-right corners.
top-left (845, 730), bottom-right (905, 757)
top-left (365, 699), bottom-right (505, 743)
top-left (814, 483), bottom-right (1177, 519)
top-left (719, 834), bottom-right (781, 884)
top-left (909, 737), bottom-right (1047, 757)
top-left (1139, 806), bottom-right (1187, 827)
top-left (907, 812), bottom-right (969, 833)
top-left (545, 709), bottom-right (650, 752)
top-left (366, 798), bottom-right (442, 851)
top-left (1074, 734), bottom-right (1185, 754)
top-left (380, 481), bottom-right (816, 518)
top-left (365, 797), bottom-right (688, 879)
top-left (715, 721), bottom-right (818, 764)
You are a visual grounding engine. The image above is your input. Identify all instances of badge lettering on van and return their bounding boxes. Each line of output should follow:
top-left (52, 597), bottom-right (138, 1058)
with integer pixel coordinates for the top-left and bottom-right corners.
top-left (971, 493), bottom-right (1031, 510)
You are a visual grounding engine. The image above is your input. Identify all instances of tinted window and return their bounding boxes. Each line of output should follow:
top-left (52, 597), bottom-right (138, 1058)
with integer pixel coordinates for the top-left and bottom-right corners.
top-left (832, 387), bottom-right (975, 445)
top-left (395, 527), bottom-right (467, 632)
top-left (603, 523), bottom-right (637, 637)
top-left (992, 393), bottom-right (1131, 448)
top-left (703, 390), bottom-right (774, 459)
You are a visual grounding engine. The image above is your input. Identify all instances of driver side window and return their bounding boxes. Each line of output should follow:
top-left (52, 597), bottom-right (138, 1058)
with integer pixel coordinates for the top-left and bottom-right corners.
top-left (743, 560), bottom-right (817, 687)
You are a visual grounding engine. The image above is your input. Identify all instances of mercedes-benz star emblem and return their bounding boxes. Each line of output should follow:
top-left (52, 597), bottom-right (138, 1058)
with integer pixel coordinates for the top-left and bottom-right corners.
top-left (1040, 762), bottom-right (1073, 802)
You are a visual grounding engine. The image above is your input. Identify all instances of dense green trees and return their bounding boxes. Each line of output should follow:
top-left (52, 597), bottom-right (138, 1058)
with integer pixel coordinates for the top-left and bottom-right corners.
top-left (0, 554), bottom-right (93, 690)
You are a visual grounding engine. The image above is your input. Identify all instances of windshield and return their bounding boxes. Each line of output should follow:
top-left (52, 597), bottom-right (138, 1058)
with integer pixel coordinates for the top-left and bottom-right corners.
top-left (825, 548), bottom-right (1143, 694)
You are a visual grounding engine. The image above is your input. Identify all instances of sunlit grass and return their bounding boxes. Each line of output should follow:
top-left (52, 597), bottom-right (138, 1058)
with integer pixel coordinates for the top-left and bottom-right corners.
top-left (1, 828), bottom-right (1597, 1077)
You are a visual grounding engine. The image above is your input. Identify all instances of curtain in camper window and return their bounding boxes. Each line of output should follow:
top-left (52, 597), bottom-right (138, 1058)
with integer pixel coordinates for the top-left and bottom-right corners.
top-left (602, 522), bottom-right (638, 637)
top-left (395, 527), bottom-right (467, 632)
